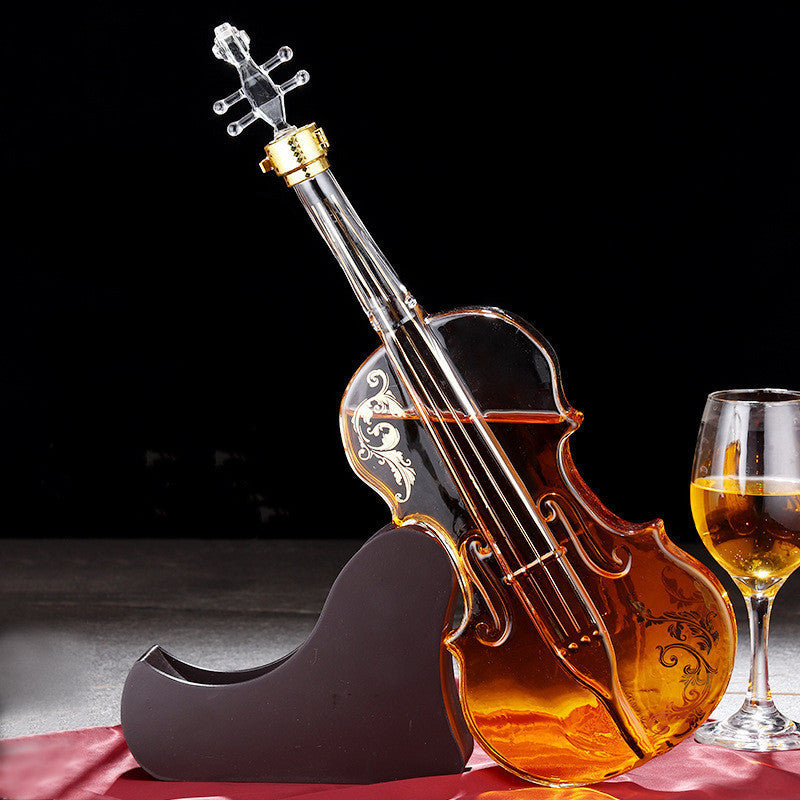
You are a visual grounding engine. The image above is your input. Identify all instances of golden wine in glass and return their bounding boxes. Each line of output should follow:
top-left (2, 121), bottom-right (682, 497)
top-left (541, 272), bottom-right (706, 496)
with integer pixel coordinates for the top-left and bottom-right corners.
top-left (691, 388), bottom-right (800, 750)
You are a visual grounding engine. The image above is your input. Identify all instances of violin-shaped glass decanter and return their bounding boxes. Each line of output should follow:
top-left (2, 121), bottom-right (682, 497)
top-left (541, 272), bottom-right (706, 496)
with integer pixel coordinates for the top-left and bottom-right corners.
top-left (212, 23), bottom-right (737, 787)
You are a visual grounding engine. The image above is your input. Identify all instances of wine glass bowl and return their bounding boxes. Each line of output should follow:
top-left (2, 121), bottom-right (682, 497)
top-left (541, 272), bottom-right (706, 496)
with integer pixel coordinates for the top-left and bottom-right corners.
top-left (691, 388), bottom-right (800, 750)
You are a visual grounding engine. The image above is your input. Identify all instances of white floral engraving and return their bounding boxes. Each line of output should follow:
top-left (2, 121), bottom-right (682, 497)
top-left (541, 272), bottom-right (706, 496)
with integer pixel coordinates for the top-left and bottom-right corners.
top-left (352, 369), bottom-right (416, 503)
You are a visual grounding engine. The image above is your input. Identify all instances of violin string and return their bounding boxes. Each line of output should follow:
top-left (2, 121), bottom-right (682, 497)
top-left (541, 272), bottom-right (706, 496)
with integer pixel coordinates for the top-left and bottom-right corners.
top-left (389, 326), bottom-right (582, 634)
top-left (329, 205), bottom-right (583, 633)
top-left (383, 338), bottom-right (572, 638)
top-left (321, 191), bottom-right (583, 633)
top-left (318, 200), bottom-right (542, 568)
top-left (320, 195), bottom-right (547, 561)
top-left (316, 198), bottom-right (379, 315)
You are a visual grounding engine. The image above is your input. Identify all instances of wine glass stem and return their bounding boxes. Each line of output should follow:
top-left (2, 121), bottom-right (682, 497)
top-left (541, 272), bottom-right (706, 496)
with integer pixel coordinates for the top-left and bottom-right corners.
top-left (745, 592), bottom-right (775, 708)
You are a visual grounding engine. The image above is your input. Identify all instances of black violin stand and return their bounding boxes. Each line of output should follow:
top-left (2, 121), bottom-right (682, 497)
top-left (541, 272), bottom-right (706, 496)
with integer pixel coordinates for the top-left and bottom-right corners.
top-left (120, 524), bottom-right (474, 783)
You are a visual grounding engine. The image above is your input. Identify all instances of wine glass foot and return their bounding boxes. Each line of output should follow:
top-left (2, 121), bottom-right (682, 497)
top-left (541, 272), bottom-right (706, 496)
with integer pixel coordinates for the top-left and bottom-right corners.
top-left (695, 704), bottom-right (800, 751)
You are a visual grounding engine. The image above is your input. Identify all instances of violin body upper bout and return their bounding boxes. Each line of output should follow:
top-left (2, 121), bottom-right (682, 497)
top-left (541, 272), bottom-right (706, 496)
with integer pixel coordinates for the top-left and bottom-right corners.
top-left (339, 306), bottom-right (737, 786)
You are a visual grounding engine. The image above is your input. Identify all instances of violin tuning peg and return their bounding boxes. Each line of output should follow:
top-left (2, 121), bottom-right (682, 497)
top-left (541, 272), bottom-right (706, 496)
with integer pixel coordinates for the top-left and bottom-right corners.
top-left (260, 46), bottom-right (293, 73)
top-left (280, 70), bottom-right (310, 94)
top-left (213, 88), bottom-right (245, 115)
top-left (227, 111), bottom-right (257, 137)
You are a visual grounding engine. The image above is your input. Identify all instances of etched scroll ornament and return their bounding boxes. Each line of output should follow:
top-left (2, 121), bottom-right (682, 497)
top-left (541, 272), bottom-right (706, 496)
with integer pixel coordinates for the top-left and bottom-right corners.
top-left (352, 369), bottom-right (416, 502)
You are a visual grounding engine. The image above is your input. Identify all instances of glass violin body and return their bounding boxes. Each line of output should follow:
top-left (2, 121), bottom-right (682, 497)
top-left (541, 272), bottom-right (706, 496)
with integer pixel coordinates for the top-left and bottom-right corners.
top-left (341, 307), bottom-right (736, 785)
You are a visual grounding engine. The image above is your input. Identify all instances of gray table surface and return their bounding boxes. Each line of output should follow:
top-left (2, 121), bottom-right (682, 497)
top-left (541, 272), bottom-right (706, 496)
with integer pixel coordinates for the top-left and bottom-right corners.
top-left (2, 537), bottom-right (800, 740)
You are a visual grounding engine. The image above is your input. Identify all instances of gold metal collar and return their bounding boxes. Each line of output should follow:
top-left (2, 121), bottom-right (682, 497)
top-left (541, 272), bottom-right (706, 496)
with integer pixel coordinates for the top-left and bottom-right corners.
top-left (259, 123), bottom-right (330, 186)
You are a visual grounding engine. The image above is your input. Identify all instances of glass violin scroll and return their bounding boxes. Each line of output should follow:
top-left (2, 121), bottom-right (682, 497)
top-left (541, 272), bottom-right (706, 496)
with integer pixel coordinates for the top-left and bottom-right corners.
top-left (214, 23), bottom-right (738, 786)
top-left (212, 24), bottom-right (331, 186)
top-left (212, 22), bottom-right (308, 137)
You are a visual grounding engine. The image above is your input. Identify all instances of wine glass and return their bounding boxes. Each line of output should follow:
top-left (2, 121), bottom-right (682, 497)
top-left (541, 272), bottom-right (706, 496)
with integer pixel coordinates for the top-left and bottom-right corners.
top-left (691, 388), bottom-right (800, 750)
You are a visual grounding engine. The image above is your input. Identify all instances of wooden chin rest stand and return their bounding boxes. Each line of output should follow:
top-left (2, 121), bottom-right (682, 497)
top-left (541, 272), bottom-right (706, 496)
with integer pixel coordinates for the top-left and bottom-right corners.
top-left (120, 524), bottom-right (474, 783)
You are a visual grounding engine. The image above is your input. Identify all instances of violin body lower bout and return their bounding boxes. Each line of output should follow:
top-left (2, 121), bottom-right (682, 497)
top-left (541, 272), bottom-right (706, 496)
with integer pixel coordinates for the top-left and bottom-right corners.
top-left (340, 306), bottom-right (736, 787)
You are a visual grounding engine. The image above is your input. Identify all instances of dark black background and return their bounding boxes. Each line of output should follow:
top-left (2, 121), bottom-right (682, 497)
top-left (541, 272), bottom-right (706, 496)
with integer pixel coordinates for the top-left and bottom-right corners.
top-left (3, 3), bottom-right (799, 543)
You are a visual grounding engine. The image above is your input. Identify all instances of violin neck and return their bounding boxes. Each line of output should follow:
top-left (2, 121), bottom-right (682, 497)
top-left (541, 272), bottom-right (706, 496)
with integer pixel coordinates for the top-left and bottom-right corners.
top-left (294, 171), bottom-right (421, 335)
top-left (293, 168), bottom-right (558, 551)
top-left (293, 170), bottom-right (475, 432)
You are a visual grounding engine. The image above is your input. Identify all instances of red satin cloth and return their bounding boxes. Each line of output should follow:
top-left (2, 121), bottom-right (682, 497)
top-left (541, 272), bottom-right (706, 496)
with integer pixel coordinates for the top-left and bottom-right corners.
top-left (2, 725), bottom-right (800, 800)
